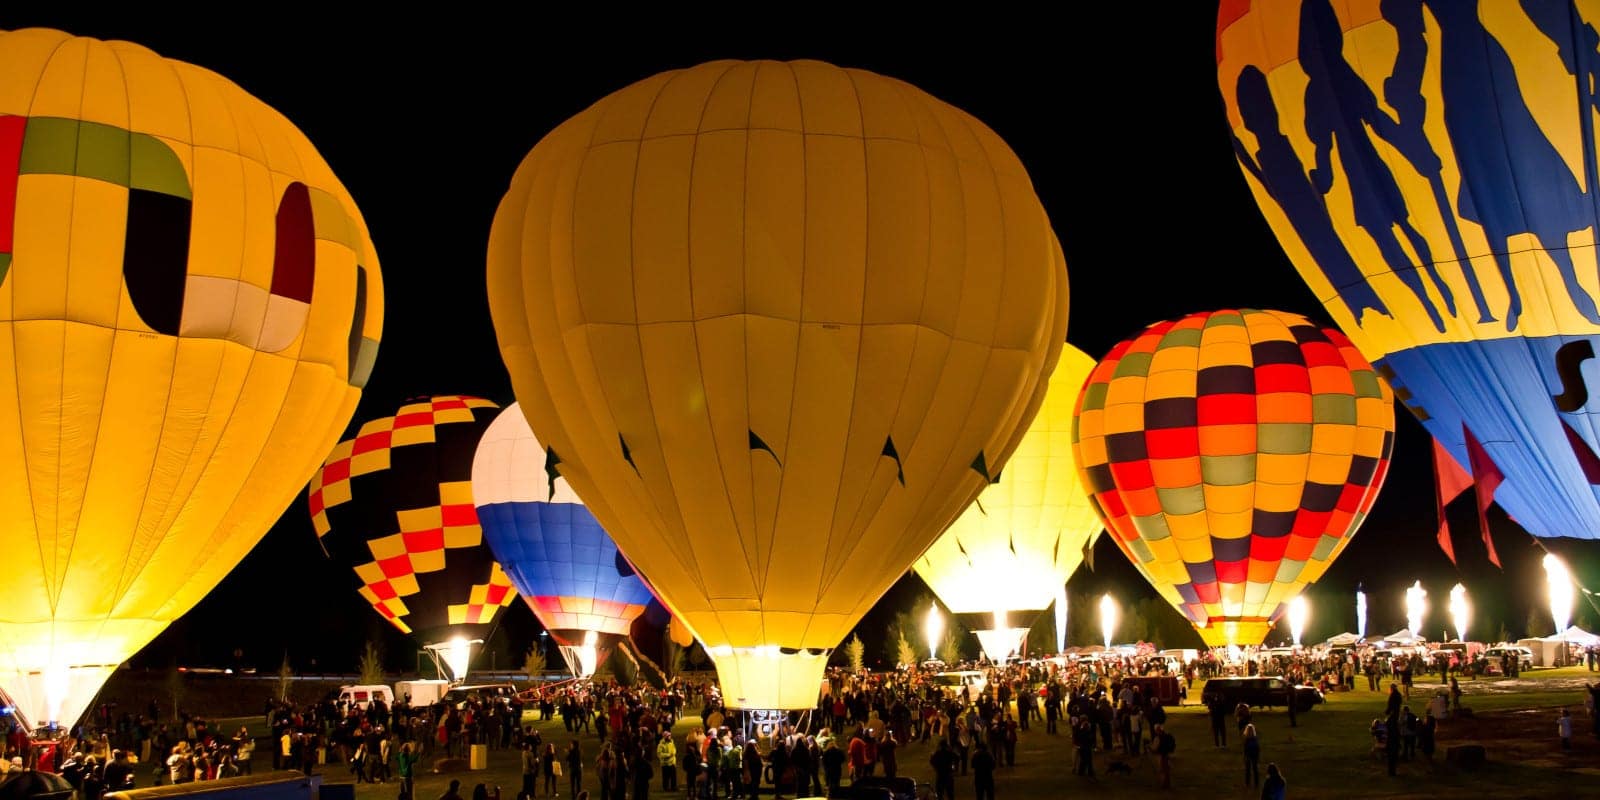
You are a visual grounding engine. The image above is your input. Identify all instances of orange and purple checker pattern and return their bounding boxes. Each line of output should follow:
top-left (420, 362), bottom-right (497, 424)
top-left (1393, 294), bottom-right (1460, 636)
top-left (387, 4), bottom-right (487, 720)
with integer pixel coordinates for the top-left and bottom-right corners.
top-left (1072, 309), bottom-right (1393, 628)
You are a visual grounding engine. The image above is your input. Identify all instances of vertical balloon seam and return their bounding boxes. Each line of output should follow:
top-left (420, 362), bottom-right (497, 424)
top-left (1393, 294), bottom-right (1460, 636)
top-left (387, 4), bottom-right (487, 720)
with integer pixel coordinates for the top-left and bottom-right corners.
top-left (93, 45), bottom-right (205, 625)
top-left (668, 60), bottom-right (761, 620)
top-left (604, 66), bottom-right (719, 601)
top-left (566, 79), bottom-right (704, 590)
top-left (820, 75), bottom-right (1009, 608)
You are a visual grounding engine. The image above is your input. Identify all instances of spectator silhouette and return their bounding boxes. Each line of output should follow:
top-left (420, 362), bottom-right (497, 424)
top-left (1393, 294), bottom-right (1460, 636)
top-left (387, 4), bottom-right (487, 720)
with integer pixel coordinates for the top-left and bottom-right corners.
top-left (1233, 66), bottom-right (1392, 326)
top-left (1299, 0), bottom-right (1453, 331)
top-left (1423, 0), bottom-right (1600, 328)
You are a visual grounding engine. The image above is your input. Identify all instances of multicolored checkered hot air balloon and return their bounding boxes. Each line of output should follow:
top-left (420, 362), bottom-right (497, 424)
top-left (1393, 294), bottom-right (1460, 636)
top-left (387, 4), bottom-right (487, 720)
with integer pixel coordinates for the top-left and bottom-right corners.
top-left (309, 396), bottom-right (517, 656)
top-left (471, 403), bottom-right (655, 677)
top-left (1071, 309), bottom-right (1395, 646)
top-left (1218, 0), bottom-right (1600, 548)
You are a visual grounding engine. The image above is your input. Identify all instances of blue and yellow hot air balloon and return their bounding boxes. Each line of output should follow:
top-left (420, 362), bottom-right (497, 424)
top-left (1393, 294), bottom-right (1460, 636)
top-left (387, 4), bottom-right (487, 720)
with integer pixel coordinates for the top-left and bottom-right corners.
top-left (1219, 0), bottom-right (1600, 542)
top-left (471, 403), bottom-right (655, 676)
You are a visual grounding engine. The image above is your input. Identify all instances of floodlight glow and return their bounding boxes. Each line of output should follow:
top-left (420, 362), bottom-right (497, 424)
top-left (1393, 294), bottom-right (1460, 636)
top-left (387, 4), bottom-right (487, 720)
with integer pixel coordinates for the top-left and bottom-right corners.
top-left (1546, 554), bottom-right (1575, 635)
top-left (1054, 586), bottom-right (1068, 653)
top-left (1099, 594), bottom-right (1117, 650)
top-left (1449, 584), bottom-right (1470, 642)
top-left (1405, 581), bottom-right (1427, 638)
top-left (1287, 595), bottom-right (1309, 647)
top-left (924, 604), bottom-right (944, 662)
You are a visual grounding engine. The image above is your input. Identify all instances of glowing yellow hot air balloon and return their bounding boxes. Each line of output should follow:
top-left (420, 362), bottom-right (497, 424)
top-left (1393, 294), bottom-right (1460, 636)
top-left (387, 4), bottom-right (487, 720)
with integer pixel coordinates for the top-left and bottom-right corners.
top-left (488, 60), bottom-right (1067, 709)
top-left (914, 345), bottom-right (1100, 627)
top-left (0, 29), bottom-right (383, 731)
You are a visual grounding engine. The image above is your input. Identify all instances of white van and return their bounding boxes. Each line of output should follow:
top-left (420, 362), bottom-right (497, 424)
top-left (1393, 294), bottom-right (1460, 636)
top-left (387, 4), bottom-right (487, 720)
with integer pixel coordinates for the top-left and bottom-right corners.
top-left (394, 679), bottom-right (449, 706)
top-left (338, 684), bottom-right (395, 710)
top-left (929, 670), bottom-right (987, 702)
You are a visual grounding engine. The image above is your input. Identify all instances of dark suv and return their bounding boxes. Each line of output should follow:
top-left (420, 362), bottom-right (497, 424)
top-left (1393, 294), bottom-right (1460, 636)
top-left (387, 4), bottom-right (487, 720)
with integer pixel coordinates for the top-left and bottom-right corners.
top-left (1201, 677), bottom-right (1324, 712)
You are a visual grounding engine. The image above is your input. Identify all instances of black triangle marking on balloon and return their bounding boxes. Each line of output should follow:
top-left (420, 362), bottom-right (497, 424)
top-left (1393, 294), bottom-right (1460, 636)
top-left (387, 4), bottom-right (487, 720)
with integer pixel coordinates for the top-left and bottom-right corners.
top-left (1052, 534), bottom-right (1062, 566)
top-left (544, 446), bottom-right (563, 501)
top-left (970, 451), bottom-right (992, 483)
top-left (1082, 537), bottom-right (1096, 572)
top-left (620, 434), bottom-right (640, 475)
top-left (975, 497), bottom-right (987, 516)
top-left (881, 435), bottom-right (905, 485)
top-left (748, 429), bottom-right (782, 467)
top-left (1009, 531), bottom-right (1017, 556)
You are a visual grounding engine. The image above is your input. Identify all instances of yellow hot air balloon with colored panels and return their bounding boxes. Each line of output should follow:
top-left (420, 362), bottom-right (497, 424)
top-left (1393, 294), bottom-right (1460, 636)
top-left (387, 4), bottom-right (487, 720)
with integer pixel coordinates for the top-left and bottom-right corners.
top-left (0, 28), bottom-right (383, 731)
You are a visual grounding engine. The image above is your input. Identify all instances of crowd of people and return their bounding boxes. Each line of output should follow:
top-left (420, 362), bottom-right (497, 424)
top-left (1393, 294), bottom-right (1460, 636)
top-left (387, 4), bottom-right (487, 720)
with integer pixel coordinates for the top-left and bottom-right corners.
top-left (11, 639), bottom-right (1600, 800)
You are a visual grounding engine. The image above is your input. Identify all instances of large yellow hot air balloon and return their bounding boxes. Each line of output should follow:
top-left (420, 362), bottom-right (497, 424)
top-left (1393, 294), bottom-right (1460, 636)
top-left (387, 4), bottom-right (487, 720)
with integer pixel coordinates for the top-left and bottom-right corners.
top-left (0, 29), bottom-right (383, 731)
top-left (488, 60), bottom-right (1067, 709)
top-left (1072, 310), bottom-right (1393, 647)
top-left (913, 344), bottom-right (1100, 657)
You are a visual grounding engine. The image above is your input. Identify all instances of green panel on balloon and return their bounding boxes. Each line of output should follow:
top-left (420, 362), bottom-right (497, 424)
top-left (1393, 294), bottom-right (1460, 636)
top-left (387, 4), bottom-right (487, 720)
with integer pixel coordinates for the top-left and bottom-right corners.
top-left (1201, 453), bottom-right (1255, 486)
top-left (1131, 512), bottom-right (1172, 542)
top-left (1257, 423), bottom-right (1312, 455)
top-left (1156, 484), bottom-right (1206, 516)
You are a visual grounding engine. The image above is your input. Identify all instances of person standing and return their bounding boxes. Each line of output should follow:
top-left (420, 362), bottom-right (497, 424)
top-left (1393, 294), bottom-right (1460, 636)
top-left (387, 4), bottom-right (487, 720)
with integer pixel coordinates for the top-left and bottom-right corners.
top-left (565, 740), bottom-right (583, 799)
top-left (1418, 710), bottom-right (1437, 763)
top-left (1285, 679), bottom-right (1297, 728)
top-left (540, 743), bottom-right (558, 798)
top-left (1208, 695), bottom-right (1228, 748)
top-left (821, 737), bottom-right (845, 796)
top-left (1561, 708), bottom-right (1575, 752)
top-left (1384, 714), bottom-right (1401, 777)
top-left (397, 743), bottom-right (419, 800)
top-left (520, 743), bottom-right (538, 800)
top-left (929, 740), bottom-right (957, 800)
top-left (1154, 724), bottom-right (1175, 790)
top-left (971, 745), bottom-right (995, 800)
top-left (1242, 723), bottom-right (1260, 788)
top-left (655, 734), bottom-right (676, 791)
top-left (1260, 763), bottom-right (1286, 800)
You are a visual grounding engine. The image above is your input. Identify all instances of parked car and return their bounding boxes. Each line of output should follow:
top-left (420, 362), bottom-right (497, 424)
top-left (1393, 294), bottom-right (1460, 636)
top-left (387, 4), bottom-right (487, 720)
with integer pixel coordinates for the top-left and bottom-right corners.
top-left (1201, 676), bottom-right (1324, 712)
top-left (929, 670), bottom-right (987, 702)
top-left (1483, 646), bottom-right (1534, 673)
top-left (337, 684), bottom-right (395, 711)
top-left (444, 683), bottom-right (519, 709)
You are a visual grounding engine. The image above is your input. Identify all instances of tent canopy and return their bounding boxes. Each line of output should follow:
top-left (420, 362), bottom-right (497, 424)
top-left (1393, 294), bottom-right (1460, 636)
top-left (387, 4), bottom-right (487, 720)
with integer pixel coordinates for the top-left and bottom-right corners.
top-left (1553, 626), bottom-right (1600, 646)
top-left (1384, 629), bottom-right (1424, 645)
top-left (1324, 632), bottom-right (1361, 646)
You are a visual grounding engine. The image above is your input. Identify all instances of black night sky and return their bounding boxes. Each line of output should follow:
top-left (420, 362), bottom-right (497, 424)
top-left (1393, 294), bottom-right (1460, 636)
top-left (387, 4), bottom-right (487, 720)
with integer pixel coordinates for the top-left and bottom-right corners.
top-left (4, 7), bottom-right (1598, 673)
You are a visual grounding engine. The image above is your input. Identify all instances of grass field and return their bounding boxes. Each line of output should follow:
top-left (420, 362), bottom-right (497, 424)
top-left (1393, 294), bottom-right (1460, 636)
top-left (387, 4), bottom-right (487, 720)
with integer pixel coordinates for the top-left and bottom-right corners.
top-left (287, 668), bottom-right (1600, 799)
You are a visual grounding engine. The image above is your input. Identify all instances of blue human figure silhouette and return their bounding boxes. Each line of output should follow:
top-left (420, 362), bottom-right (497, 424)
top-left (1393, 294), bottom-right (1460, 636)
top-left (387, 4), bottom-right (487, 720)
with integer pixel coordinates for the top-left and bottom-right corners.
top-left (1232, 66), bottom-right (1392, 325)
top-left (1424, 0), bottom-right (1600, 329)
top-left (1380, 0), bottom-right (1497, 323)
top-left (1522, 0), bottom-right (1600, 241)
top-left (1300, 0), bottom-right (1451, 332)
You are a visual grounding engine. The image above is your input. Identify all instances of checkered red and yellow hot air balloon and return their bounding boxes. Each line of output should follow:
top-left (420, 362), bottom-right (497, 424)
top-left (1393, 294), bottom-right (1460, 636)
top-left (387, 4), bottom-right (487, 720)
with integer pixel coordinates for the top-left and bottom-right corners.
top-left (309, 396), bottom-right (517, 648)
top-left (1071, 309), bottom-right (1394, 647)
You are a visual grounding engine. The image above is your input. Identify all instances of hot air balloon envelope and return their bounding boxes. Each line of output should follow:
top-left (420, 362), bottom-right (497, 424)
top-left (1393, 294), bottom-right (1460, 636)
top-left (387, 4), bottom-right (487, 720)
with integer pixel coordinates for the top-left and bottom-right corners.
top-left (1219, 0), bottom-right (1600, 541)
top-left (487, 59), bottom-right (1069, 708)
top-left (309, 396), bottom-right (516, 646)
top-left (472, 403), bottom-right (655, 643)
top-left (0, 28), bottom-right (382, 732)
top-left (915, 345), bottom-right (1102, 616)
top-left (1073, 309), bottom-right (1394, 647)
